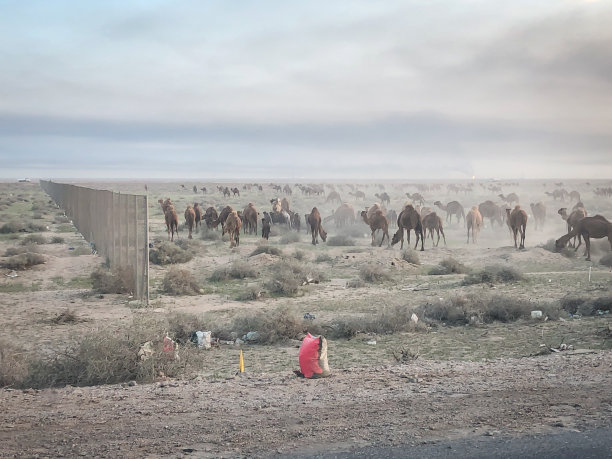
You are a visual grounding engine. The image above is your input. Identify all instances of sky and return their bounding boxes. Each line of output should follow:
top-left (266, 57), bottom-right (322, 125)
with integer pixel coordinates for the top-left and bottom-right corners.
top-left (1, 0), bottom-right (611, 180)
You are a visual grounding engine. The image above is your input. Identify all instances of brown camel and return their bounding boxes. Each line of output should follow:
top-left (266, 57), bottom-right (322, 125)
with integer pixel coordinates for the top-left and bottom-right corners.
top-left (529, 202), bottom-right (546, 231)
top-left (433, 201), bottom-right (465, 224)
top-left (422, 212), bottom-right (446, 247)
top-left (390, 204), bottom-right (424, 251)
top-left (203, 206), bottom-right (219, 230)
top-left (158, 198), bottom-right (172, 215)
top-left (506, 206), bottom-right (528, 249)
top-left (361, 209), bottom-right (390, 247)
top-left (326, 191), bottom-right (342, 204)
top-left (349, 190), bottom-right (366, 200)
top-left (164, 204), bottom-right (179, 241)
top-left (281, 197), bottom-right (290, 212)
top-left (332, 203), bottom-right (356, 227)
top-left (498, 193), bottom-right (520, 206)
top-left (466, 206), bottom-right (483, 244)
top-left (558, 207), bottom-right (587, 248)
top-left (214, 205), bottom-right (234, 231)
top-left (308, 207), bottom-right (327, 245)
top-left (184, 206), bottom-right (196, 239)
top-left (231, 187), bottom-right (240, 197)
top-left (478, 200), bottom-right (504, 228)
top-left (555, 215), bottom-right (612, 261)
top-left (242, 203), bottom-right (258, 235)
top-left (193, 203), bottom-right (202, 233)
top-left (222, 187), bottom-right (231, 198)
top-left (223, 211), bottom-right (242, 248)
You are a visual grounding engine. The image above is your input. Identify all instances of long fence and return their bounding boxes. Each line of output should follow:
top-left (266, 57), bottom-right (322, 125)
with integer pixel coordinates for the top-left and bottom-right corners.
top-left (40, 180), bottom-right (149, 303)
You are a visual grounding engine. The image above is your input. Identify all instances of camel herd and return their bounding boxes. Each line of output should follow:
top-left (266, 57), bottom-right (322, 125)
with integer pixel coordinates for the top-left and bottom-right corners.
top-left (154, 183), bottom-right (611, 260)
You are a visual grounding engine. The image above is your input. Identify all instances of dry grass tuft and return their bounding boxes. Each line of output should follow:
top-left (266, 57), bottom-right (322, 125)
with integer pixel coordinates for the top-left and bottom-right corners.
top-left (150, 241), bottom-right (194, 265)
top-left (359, 263), bottom-right (393, 283)
top-left (91, 266), bottom-right (134, 294)
top-left (162, 267), bottom-right (200, 295)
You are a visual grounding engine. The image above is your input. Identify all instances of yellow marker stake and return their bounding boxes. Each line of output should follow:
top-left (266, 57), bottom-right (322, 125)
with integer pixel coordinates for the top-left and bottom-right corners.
top-left (239, 350), bottom-right (245, 373)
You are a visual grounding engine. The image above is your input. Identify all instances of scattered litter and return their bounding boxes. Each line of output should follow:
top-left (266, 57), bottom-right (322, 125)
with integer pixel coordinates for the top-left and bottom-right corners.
top-left (190, 331), bottom-right (212, 349)
top-left (242, 331), bottom-right (260, 342)
top-left (550, 343), bottom-right (574, 353)
top-left (303, 313), bottom-right (316, 321)
top-left (163, 335), bottom-right (180, 360)
top-left (411, 313), bottom-right (419, 324)
top-left (401, 284), bottom-right (429, 292)
top-left (138, 341), bottom-right (153, 361)
top-left (530, 310), bottom-right (543, 319)
top-left (297, 333), bottom-right (330, 379)
top-left (367, 340), bottom-right (377, 345)
top-left (5, 270), bottom-right (18, 278)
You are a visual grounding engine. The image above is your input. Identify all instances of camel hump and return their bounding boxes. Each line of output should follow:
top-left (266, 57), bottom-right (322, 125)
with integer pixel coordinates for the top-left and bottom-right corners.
top-left (514, 205), bottom-right (521, 210)
top-left (471, 206), bottom-right (478, 211)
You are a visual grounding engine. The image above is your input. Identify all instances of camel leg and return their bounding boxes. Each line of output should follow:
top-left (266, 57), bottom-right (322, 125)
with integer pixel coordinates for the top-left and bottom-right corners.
top-left (584, 235), bottom-right (591, 261)
top-left (419, 229), bottom-right (425, 251)
top-left (467, 226), bottom-right (471, 244)
top-left (440, 227), bottom-right (446, 246)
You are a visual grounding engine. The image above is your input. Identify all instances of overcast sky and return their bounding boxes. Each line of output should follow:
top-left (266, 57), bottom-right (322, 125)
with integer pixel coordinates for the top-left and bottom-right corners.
top-left (1, 0), bottom-right (611, 180)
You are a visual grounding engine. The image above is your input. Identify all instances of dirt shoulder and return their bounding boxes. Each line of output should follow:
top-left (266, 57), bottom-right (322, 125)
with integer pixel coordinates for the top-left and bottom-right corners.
top-left (1, 351), bottom-right (610, 458)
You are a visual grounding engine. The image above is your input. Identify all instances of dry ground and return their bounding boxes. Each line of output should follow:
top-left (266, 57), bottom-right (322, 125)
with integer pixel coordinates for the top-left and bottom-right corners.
top-left (0, 179), bottom-right (611, 457)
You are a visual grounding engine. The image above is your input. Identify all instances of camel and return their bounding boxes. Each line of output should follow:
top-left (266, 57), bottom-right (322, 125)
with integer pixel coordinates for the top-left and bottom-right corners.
top-left (222, 187), bottom-right (231, 198)
top-left (158, 198), bottom-right (172, 215)
top-left (203, 206), bottom-right (219, 230)
top-left (223, 211), bottom-right (242, 248)
top-left (506, 206), bottom-right (528, 249)
top-left (478, 200), bottom-right (504, 228)
top-left (555, 215), bottom-right (612, 261)
top-left (165, 204), bottom-right (179, 241)
top-left (390, 204), bottom-right (424, 251)
top-left (349, 190), bottom-right (366, 200)
top-left (387, 209), bottom-right (397, 228)
top-left (558, 207), bottom-right (587, 248)
top-left (374, 192), bottom-right (391, 206)
top-left (283, 184), bottom-right (292, 195)
top-left (307, 207), bottom-right (327, 245)
top-left (422, 211), bottom-right (446, 247)
top-left (332, 203), bottom-right (356, 227)
top-left (361, 209), bottom-right (390, 247)
top-left (231, 187), bottom-right (240, 197)
top-left (569, 190), bottom-right (581, 202)
top-left (572, 201), bottom-right (586, 213)
top-left (466, 206), bottom-right (483, 244)
top-left (214, 205), bottom-right (234, 232)
top-left (281, 197), bottom-right (290, 212)
top-left (529, 202), bottom-right (546, 231)
top-left (433, 201), bottom-right (465, 224)
top-left (193, 203), bottom-right (202, 233)
top-left (406, 193), bottom-right (425, 206)
top-left (326, 191), bottom-right (342, 205)
top-left (498, 193), bottom-right (520, 206)
top-left (545, 189), bottom-right (568, 202)
top-left (184, 205), bottom-right (196, 239)
top-left (200, 187), bottom-right (207, 194)
top-left (242, 203), bottom-right (258, 235)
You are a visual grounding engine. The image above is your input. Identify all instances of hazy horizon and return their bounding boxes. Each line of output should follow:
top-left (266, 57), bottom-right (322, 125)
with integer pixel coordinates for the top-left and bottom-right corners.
top-left (2, 1), bottom-right (611, 180)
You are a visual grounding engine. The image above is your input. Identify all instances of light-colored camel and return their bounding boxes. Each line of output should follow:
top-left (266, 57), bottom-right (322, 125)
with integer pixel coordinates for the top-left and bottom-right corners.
top-left (506, 206), bottom-right (528, 249)
top-left (184, 205), bottom-right (196, 239)
top-left (390, 204), bottom-right (424, 251)
top-left (223, 211), bottom-right (242, 248)
top-left (326, 191), bottom-right (342, 204)
top-left (361, 209), bottom-right (390, 247)
top-left (433, 201), bottom-right (465, 224)
top-left (349, 190), bottom-right (366, 200)
top-left (193, 203), bottom-right (202, 232)
top-left (478, 200), bottom-right (503, 228)
top-left (558, 207), bottom-right (587, 248)
top-left (498, 193), bottom-right (520, 206)
top-left (556, 215), bottom-right (612, 261)
top-left (308, 207), bottom-right (327, 245)
top-left (466, 206), bottom-right (483, 244)
top-left (529, 202), bottom-right (546, 231)
top-left (406, 193), bottom-right (425, 206)
top-left (242, 203), bottom-right (258, 235)
top-left (332, 203), bottom-right (356, 227)
top-left (422, 212), bottom-right (446, 247)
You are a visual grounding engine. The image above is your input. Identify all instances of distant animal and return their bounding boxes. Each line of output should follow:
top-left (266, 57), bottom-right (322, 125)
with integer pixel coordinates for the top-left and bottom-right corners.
top-left (308, 207), bottom-right (327, 245)
top-left (478, 200), bottom-right (504, 228)
top-left (242, 203), bottom-right (258, 235)
top-left (215, 205), bottom-right (234, 232)
top-left (387, 209), bottom-right (397, 228)
top-left (223, 211), bottom-right (242, 248)
top-left (283, 184), bottom-right (292, 195)
top-left (529, 202), bottom-right (546, 231)
top-left (349, 190), bottom-right (366, 200)
top-left (222, 187), bottom-right (231, 198)
top-left (200, 187), bottom-right (207, 194)
top-left (192, 185), bottom-right (198, 194)
top-left (231, 187), bottom-right (240, 197)
top-left (466, 206), bottom-right (483, 244)
top-left (193, 203), bottom-right (202, 233)
top-left (506, 206), bottom-right (528, 249)
top-left (289, 211), bottom-right (301, 232)
top-left (568, 190), bottom-right (581, 202)
top-left (261, 218), bottom-right (271, 240)
top-left (332, 203), bottom-right (356, 227)
top-left (203, 206), bottom-right (219, 230)
top-left (422, 211), bottom-right (446, 247)
top-left (374, 192), bottom-right (391, 206)
top-left (390, 204), bottom-right (424, 251)
top-left (498, 193), bottom-right (520, 206)
top-left (184, 206), bottom-right (196, 239)
top-left (406, 193), bottom-right (425, 206)
top-left (555, 215), bottom-right (612, 261)
top-left (434, 201), bottom-right (465, 224)
top-left (326, 191), bottom-right (342, 204)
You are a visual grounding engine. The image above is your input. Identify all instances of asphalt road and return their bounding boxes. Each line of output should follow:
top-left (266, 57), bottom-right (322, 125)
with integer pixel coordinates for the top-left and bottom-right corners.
top-left (285, 427), bottom-right (612, 459)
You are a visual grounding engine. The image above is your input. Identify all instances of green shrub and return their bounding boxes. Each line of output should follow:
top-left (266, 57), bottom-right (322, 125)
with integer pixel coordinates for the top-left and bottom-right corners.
top-left (20, 234), bottom-right (47, 245)
top-left (4, 244), bottom-right (39, 256)
top-left (1, 252), bottom-right (46, 270)
top-left (209, 261), bottom-right (257, 281)
top-left (327, 235), bottom-right (356, 246)
top-left (359, 263), bottom-right (393, 283)
top-left (346, 278), bottom-right (366, 288)
top-left (150, 241), bottom-right (194, 265)
top-left (293, 249), bottom-right (307, 261)
top-left (0, 221), bottom-right (45, 233)
top-left (401, 249), bottom-right (421, 265)
top-left (315, 254), bottom-right (334, 263)
top-left (228, 306), bottom-right (308, 344)
top-left (91, 266), bottom-right (134, 294)
top-left (462, 265), bottom-right (523, 285)
top-left (429, 257), bottom-right (468, 275)
top-left (200, 229), bottom-right (221, 241)
top-left (162, 267), bottom-right (200, 295)
top-left (279, 232), bottom-right (301, 244)
top-left (50, 236), bottom-right (65, 244)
